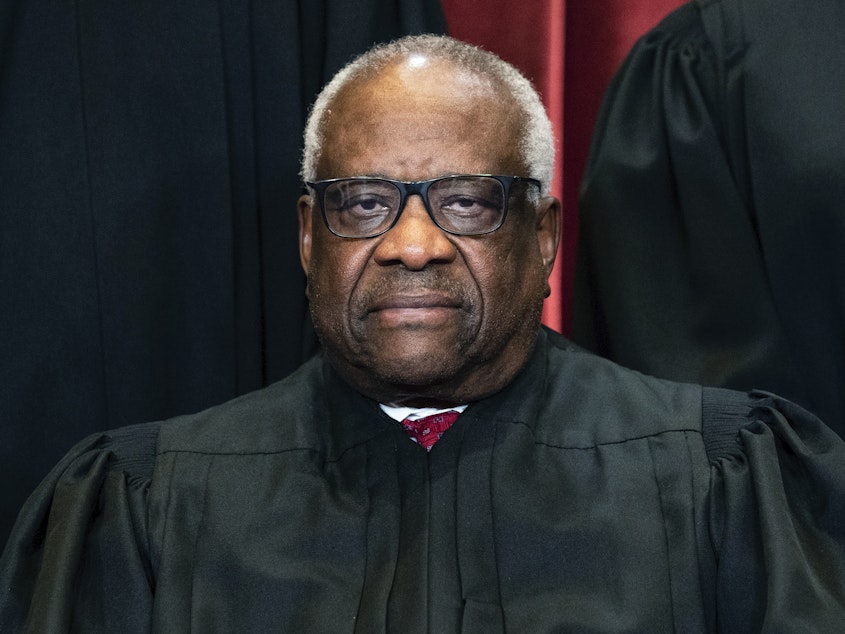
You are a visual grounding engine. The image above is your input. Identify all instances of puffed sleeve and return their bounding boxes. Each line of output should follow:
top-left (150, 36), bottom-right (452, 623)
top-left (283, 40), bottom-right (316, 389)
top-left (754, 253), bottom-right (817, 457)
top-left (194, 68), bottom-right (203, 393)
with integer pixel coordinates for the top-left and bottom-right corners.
top-left (572, 3), bottom-right (804, 402)
top-left (703, 389), bottom-right (845, 630)
top-left (0, 423), bottom-right (160, 632)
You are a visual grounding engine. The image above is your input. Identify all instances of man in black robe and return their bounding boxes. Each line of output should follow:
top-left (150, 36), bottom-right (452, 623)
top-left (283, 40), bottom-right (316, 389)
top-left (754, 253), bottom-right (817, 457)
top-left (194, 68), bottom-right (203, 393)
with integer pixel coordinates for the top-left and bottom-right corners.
top-left (572, 0), bottom-right (845, 436)
top-left (2, 34), bottom-right (844, 631)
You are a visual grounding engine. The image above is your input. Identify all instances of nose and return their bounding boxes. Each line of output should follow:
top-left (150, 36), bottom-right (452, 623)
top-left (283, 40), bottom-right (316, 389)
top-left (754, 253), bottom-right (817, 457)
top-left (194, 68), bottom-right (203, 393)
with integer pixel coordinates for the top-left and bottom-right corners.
top-left (372, 194), bottom-right (457, 270)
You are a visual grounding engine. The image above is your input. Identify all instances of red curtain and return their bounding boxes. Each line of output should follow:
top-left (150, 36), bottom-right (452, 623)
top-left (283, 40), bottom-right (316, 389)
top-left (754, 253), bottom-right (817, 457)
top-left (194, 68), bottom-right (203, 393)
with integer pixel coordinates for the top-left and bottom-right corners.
top-left (440, 0), bottom-right (684, 334)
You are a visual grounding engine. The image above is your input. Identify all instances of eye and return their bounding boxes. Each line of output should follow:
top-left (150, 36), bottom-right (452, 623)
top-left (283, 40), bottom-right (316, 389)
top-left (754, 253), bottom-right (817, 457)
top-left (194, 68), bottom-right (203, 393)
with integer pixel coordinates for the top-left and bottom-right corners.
top-left (339, 194), bottom-right (393, 217)
top-left (324, 180), bottom-right (398, 219)
top-left (439, 194), bottom-right (497, 217)
top-left (430, 177), bottom-right (504, 217)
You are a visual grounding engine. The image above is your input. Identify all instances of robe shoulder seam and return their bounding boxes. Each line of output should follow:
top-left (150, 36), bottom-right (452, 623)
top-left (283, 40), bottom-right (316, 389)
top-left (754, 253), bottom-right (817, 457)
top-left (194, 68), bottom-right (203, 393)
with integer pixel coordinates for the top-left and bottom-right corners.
top-left (503, 419), bottom-right (702, 451)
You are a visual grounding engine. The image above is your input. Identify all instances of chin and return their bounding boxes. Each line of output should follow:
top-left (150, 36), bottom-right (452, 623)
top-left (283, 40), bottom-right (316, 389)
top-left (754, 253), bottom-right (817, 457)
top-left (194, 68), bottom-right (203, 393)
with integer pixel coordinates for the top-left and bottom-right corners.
top-left (338, 352), bottom-right (465, 402)
top-left (370, 357), bottom-right (460, 388)
top-left (358, 328), bottom-right (471, 368)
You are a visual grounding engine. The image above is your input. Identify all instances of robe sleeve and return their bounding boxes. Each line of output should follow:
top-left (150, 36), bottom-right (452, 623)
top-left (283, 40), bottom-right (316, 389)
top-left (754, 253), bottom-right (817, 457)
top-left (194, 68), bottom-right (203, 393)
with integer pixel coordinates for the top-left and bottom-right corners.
top-left (0, 423), bottom-right (160, 632)
top-left (571, 3), bottom-right (806, 404)
top-left (703, 389), bottom-right (845, 630)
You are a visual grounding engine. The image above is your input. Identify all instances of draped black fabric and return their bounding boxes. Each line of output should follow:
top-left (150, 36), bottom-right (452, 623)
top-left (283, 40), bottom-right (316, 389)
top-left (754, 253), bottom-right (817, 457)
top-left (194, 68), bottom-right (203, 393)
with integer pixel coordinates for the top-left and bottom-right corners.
top-left (572, 0), bottom-right (845, 437)
top-left (2, 329), bottom-right (844, 630)
top-left (0, 0), bottom-right (446, 545)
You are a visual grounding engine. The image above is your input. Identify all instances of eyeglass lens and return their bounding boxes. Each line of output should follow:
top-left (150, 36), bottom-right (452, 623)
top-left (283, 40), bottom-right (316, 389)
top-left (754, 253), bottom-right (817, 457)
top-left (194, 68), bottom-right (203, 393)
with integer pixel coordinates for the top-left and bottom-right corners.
top-left (321, 176), bottom-right (506, 237)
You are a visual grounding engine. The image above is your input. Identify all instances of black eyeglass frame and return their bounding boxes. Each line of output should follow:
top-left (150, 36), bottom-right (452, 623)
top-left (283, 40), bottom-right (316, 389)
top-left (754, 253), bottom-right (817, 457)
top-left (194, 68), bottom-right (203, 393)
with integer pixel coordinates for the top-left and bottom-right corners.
top-left (305, 174), bottom-right (542, 238)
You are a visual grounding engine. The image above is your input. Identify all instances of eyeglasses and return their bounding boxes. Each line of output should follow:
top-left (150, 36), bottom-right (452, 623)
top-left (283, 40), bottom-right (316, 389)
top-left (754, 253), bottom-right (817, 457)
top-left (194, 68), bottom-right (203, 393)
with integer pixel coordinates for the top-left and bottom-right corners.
top-left (305, 174), bottom-right (541, 238)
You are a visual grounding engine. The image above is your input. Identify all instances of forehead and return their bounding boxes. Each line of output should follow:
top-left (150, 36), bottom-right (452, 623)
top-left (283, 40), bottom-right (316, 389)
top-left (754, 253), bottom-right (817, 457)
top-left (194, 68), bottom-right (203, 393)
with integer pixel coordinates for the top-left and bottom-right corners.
top-left (316, 57), bottom-right (525, 180)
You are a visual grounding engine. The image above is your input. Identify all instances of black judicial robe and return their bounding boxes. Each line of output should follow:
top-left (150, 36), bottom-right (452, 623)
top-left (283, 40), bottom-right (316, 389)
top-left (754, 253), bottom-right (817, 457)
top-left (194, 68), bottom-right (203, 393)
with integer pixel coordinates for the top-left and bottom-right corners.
top-left (572, 0), bottom-right (845, 436)
top-left (2, 330), bottom-right (844, 631)
top-left (0, 0), bottom-right (445, 545)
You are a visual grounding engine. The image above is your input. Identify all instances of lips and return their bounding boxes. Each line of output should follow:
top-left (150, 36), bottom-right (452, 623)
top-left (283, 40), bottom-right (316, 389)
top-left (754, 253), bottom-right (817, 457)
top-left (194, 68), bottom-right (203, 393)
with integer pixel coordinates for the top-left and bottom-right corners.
top-left (367, 292), bottom-right (462, 313)
top-left (356, 287), bottom-right (467, 332)
top-left (352, 269), bottom-right (473, 328)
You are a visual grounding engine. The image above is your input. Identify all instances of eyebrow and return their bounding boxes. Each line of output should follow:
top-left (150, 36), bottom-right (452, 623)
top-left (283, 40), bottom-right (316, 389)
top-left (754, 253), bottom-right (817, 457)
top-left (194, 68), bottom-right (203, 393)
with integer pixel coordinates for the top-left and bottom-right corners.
top-left (330, 173), bottom-right (479, 182)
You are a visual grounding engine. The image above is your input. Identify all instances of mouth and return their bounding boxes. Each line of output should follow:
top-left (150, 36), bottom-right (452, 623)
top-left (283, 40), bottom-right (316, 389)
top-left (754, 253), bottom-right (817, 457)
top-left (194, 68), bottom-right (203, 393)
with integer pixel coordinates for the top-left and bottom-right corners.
top-left (366, 293), bottom-right (463, 327)
top-left (368, 293), bottom-right (462, 312)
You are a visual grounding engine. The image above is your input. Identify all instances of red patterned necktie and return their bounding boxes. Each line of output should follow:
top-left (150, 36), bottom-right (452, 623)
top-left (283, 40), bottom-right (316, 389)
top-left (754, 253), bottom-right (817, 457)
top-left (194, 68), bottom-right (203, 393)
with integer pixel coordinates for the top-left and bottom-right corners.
top-left (401, 410), bottom-right (461, 451)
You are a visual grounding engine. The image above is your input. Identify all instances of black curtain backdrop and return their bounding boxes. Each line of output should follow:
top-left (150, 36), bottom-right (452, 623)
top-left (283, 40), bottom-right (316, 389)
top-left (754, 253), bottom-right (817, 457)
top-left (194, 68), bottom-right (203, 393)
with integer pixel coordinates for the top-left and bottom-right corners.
top-left (0, 0), bottom-right (445, 545)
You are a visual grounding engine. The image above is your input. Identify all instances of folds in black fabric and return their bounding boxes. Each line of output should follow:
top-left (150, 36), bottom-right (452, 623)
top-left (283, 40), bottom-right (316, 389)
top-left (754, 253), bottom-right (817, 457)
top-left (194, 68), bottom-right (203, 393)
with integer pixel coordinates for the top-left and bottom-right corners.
top-left (0, 0), bottom-right (446, 546)
top-left (573, 0), bottom-right (845, 439)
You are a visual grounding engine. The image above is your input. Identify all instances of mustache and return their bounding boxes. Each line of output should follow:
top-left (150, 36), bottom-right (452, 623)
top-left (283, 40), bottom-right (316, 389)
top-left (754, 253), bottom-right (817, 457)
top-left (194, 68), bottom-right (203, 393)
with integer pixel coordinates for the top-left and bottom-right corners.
top-left (352, 269), bottom-right (473, 315)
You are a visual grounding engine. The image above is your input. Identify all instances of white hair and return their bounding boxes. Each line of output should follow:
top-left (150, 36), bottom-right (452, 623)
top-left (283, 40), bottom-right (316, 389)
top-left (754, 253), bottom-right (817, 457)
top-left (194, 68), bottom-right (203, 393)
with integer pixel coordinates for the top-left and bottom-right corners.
top-left (300, 34), bottom-right (556, 197)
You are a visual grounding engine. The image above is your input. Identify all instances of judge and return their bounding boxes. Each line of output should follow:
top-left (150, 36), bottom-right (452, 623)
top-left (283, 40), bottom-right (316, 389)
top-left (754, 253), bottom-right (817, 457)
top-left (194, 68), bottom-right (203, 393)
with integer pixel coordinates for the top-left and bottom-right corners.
top-left (2, 34), bottom-right (844, 631)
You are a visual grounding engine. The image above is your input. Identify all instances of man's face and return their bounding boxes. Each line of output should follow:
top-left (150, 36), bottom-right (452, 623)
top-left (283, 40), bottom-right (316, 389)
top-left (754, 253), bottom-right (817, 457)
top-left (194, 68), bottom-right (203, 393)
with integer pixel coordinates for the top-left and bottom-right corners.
top-left (299, 57), bottom-right (559, 406)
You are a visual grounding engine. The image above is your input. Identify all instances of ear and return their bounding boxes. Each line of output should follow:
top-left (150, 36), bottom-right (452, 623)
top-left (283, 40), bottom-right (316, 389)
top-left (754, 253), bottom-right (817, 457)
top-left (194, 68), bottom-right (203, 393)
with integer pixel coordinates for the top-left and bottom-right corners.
top-left (298, 194), bottom-right (314, 276)
top-left (535, 196), bottom-right (561, 281)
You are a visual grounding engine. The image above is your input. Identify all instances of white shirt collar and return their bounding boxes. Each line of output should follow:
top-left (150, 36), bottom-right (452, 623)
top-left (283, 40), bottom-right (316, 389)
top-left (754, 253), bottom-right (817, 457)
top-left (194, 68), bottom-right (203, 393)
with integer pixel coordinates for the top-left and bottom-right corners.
top-left (379, 403), bottom-right (468, 422)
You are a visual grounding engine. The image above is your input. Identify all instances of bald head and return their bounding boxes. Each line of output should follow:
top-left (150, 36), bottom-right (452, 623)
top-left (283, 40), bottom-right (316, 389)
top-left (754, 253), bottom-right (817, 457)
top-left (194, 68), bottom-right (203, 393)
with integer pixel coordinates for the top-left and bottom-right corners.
top-left (315, 56), bottom-right (525, 184)
top-left (300, 35), bottom-right (555, 195)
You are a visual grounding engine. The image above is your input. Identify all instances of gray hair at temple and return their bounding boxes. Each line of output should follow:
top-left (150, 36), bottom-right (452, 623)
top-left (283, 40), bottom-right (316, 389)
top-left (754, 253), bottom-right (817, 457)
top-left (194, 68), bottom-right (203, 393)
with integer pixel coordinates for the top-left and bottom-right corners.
top-left (300, 34), bottom-right (556, 198)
